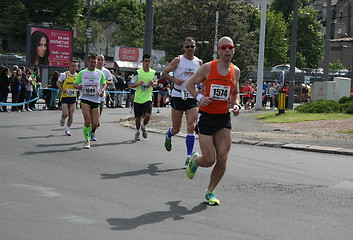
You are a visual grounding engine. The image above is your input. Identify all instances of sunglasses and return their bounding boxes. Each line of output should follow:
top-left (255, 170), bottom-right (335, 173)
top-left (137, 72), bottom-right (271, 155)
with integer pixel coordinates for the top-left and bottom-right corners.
top-left (218, 44), bottom-right (235, 50)
top-left (184, 45), bottom-right (196, 49)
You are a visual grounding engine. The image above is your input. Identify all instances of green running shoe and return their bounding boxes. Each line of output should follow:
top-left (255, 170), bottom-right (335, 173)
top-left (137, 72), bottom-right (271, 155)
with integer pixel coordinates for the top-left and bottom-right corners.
top-left (205, 191), bottom-right (220, 205)
top-left (184, 157), bottom-right (191, 169)
top-left (186, 152), bottom-right (199, 179)
top-left (164, 134), bottom-right (172, 152)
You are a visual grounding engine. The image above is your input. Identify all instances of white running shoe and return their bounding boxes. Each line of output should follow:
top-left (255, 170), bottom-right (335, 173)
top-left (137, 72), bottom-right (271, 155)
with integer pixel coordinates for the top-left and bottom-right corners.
top-left (65, 130), bottom-right (72, 136)
top-left (84, 141), bottom-right (90, 149)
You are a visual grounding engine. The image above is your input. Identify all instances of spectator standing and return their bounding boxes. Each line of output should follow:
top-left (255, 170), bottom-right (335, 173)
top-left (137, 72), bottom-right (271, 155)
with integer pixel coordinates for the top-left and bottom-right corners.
top-left (11, 69), bottom-right (23, 112)
top-left (262, 81), bottom-right (269, 108)
top-left (106, 69), bottom-right (117, 108)
top-left (18, 66), bottom-right (27, 111)
top-left (125, 75), bottom-right (133, 110)
top-left (50, 71), bottom-right (60, 110)
top-left (241, 80), bottom-right (253, 110)
top-left (0, 67), bottom-right (11, 112)
top-left (24, 69), bottom-right (34, 111)
top-left (29, 67), bottom-right (41, 111)
top-left (269, 81), bottom-right (279, 109)
top-left (156, 77), bottom-right (170, 113)
top-left (115, 71), bottom-right (125, 108)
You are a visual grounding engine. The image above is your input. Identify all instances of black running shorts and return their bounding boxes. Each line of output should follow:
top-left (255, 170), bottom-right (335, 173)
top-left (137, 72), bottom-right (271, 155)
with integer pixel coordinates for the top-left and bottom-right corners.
top-left (195, 110), bottom-right (231, 136)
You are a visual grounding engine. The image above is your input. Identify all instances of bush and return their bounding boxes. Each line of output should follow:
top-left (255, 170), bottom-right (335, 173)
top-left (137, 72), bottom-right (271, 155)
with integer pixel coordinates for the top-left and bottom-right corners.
top-left (340, 100), bottom-right (353, 114)
top-left (295, 100), bottom-right (341, 113)
top-left (338, 95), bottom-right (353, 104)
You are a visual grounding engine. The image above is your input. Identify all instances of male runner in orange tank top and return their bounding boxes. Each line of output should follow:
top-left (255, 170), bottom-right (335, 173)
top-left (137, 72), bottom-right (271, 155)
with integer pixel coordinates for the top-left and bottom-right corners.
top-left (186, 36), bottom-right (241, 205)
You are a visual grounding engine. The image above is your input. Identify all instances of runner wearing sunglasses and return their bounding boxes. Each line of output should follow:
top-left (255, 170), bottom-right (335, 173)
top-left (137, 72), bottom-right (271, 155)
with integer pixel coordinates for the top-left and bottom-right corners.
top-left (185, 36), bottom-right (241, 205)
top-left (162, 37), bottom-right (203, 168)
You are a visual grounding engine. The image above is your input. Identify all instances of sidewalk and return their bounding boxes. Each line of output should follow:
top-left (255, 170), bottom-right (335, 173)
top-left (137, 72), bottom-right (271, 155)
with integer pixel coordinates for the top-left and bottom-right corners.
top-left (120, 108), bottom-right (353, 156)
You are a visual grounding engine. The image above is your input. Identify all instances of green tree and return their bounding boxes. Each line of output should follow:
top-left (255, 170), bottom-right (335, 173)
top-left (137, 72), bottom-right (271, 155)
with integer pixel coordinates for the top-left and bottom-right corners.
top-left (270, 0), bottom-right (310, 21)
top-left (91, 0), bottom-right (145, 47)
top-left (264, 10), bottom-right (289, 67)
top-left (154, 0), bottom-right (260, 79)
top-left (0, 0), bottom-right (27, 46)
top-left (330, 60), bottom-right (345, 70)
top-left (289, 6), bottom-right (324, 68)
top-left (0, 0), bottom-right (83, 46)
top-left (270, 0), bottom-right (323, 68)
top-left (73, 19), bottom-right (104, 55)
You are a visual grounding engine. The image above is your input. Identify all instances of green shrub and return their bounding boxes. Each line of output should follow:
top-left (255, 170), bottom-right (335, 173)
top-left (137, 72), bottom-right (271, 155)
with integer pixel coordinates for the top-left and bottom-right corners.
top-left (295, 100), bottom-right (341, 113)
top-left (346, 105), bottom-right (353, 114)
top-left (340, 100), bottom-right (353, 114)
top-left (338, 95), bottom-right (353, 104)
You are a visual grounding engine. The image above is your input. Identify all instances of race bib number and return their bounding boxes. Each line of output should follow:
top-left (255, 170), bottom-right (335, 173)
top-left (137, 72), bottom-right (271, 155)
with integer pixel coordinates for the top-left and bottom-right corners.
top-left (181, 90), bottom-right (189, 100)
top-left (83, 85), bottom-right (97, 96)
top-left (210, 84), bottom-right (230, 100)
top-left (67, 89), bottom-right (75, 96)
top-left (141, 84), bottom-right (150, 91)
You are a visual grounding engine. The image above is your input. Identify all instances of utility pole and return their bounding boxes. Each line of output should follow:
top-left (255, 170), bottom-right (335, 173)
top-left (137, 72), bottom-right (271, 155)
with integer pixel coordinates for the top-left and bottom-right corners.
top-left (323, 0), bottom-right (332, 82)
top-left (213, 11), bottom-right (219, 60)
top-left (143, 0), bottom-right (154, 56)
top-left (287, 0), bottom-right (299, 109)
top-left (84, 0), bottom-right (91, 64)
top-left (256, 0), bottom-right (267, 110)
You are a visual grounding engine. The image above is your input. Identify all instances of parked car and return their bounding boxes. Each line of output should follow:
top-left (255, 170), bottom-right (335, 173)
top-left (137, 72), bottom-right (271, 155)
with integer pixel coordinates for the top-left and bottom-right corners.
top-left (0, 53), bottom-right (26, 65)
top-left (330, 69), bottom-right (349, 76)
top-left (271, 65), bottom-right (305, 73)
top-left (311, 68), bottom-right (324, 75)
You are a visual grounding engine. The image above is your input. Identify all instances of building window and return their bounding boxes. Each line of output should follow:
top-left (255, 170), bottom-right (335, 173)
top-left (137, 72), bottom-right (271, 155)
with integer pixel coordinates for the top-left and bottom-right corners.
top-left (339, 10), bottom-right (343, 18)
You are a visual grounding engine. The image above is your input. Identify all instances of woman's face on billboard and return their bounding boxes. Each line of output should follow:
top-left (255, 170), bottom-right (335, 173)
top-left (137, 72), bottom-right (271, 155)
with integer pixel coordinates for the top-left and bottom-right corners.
top-left (37, 37), bottom-right (47, 57)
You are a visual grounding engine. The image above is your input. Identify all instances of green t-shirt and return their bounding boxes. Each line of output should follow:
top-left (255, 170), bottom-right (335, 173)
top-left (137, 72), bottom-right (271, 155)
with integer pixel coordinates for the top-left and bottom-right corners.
top-left (134, 68), bottom-right (156, 104)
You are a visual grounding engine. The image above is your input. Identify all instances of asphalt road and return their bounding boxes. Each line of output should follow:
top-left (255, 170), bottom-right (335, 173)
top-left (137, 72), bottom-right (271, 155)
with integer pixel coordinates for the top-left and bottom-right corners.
top-left (1, 108), bottom-right (353, 240)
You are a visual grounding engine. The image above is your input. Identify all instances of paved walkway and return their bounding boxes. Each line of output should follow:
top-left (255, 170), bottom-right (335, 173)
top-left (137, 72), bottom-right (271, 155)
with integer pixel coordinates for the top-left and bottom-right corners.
top-left (120, 108), bottom-right (353, 156)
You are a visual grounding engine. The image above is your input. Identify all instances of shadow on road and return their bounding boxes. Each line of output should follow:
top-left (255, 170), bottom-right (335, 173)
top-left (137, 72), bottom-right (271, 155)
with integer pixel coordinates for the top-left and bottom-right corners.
top-left (100, 163), bottom-right (183, 179)
top-left (21, 140), bottom-right (137, 155)
top-left (107, 201), bottom-right (207, 230)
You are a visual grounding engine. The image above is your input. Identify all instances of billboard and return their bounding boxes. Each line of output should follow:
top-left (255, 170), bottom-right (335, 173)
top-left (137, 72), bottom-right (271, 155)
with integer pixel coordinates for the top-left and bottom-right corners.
top-left (114, 46), bottom-right (165, 63)
top-left (27, 26), bottom-right (73, 67)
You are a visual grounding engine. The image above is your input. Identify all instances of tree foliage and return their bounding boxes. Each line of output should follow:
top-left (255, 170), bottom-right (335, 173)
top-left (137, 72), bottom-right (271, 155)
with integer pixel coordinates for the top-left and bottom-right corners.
top-left (289, 6), bottom-right (324, 68)
top-left (154, 0), bottom-right (260, 79)
top-left (270, 0), bottom-right (323, 68)
top-left (91, 0), bottom-right (145, 47)
top-left (270, 0), bottom-right (310, 21)
top-left (0, 0), bottom-right (83, 46)
top-left (264, 10), bottom-right (289, 66)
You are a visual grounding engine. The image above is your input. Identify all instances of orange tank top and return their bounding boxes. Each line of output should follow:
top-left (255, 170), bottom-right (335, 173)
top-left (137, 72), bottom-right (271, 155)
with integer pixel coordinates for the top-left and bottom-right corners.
top-left (200, 60), bottom-right (235, 114)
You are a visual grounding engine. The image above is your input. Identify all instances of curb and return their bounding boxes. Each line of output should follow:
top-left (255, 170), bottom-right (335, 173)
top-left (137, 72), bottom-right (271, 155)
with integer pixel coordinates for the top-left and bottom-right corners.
top-left (119, 117), bottom-right (353, 156)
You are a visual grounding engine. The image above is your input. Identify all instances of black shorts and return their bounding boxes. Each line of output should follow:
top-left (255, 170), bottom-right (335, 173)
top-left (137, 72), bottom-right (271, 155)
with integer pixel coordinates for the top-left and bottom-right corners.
top-left (134, 101), bottom-right (152, 117)
top-left (170, 97), bottom-right (198, 111)
top-left (195, 111), bottom-right (231, 136)
top-left (61, 97), bottom-right (76, 104)
top-left (81, 99), bottom-right (100, 110)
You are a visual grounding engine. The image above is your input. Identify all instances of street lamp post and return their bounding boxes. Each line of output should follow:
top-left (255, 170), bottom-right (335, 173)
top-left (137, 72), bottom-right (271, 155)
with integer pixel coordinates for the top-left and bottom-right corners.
top-left (287, 0), bottom-right (299, 109)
